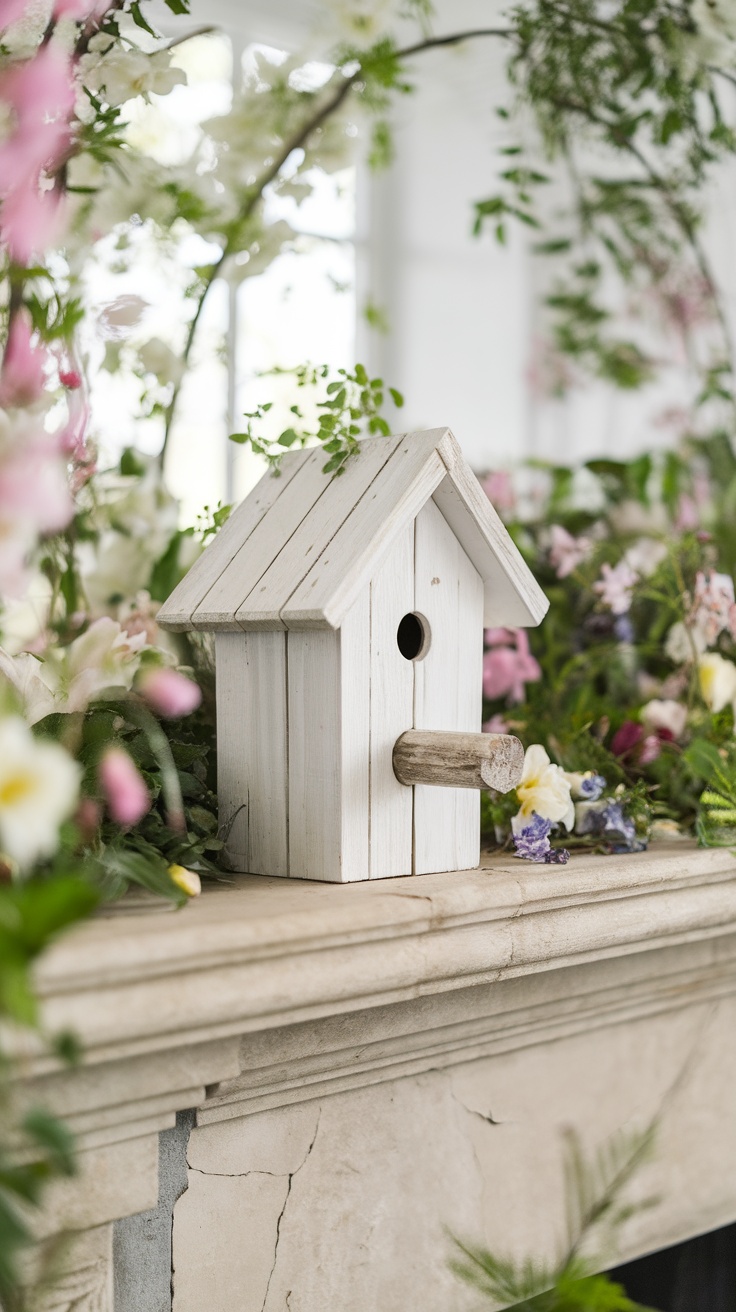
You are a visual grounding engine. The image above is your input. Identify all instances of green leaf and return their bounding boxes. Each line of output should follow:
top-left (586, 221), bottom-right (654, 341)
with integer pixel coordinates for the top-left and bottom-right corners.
top-left (129, 0), bottom-right (157, 35)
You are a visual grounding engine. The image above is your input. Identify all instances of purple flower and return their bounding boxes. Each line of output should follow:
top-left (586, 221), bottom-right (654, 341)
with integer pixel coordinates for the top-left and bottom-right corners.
top-left (575, 800), bottom-right (646, 854)
top-left (579, 773), bottom-right (606, 800)
top-left (513, 811), bottom-right (570, 865)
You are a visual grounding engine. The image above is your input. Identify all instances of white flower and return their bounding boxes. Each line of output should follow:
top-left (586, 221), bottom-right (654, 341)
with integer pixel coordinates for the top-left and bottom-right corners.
top-left (665, 620), bottom-right (708, 664)
top-left (0, 649), bottom-right (57, 725)
top-left (0, 717), bottom-right (80, 869)
top-left (640, 698), bottom-right (688, 740)
top-left (138, 337), bottom-right (184, 385)
top-left (624, 538), bottom-right (668, 577)
top-left (80, 44), bottom-right (186, 107)
top-left (513, 744), bottom-right (575, 832)
top-left (61, 617), bottom-right (148, 711)
top-left (698, 652), bottom-right (736, 714)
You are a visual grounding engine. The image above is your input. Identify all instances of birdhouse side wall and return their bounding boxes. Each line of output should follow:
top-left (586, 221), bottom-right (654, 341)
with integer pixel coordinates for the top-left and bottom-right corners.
top-left (215, 631), bottom-right (289, 876)
top-left (412, 499), bottom-right (484, 873)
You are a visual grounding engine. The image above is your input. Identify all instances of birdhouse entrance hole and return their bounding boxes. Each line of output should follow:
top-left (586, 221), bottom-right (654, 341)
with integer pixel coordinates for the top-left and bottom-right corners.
top-left (397, 612), bottom-right (430, 661)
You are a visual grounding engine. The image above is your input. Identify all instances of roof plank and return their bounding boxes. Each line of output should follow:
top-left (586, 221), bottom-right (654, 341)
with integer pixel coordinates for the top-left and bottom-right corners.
top-left (155, 450), bottom-right (309, 631)
top-left (235, 434), bottom-right (404, 629)
top-left (281, 429), bottom-right (452, 630)
top-left (191, 447), bottom-right (335, 630)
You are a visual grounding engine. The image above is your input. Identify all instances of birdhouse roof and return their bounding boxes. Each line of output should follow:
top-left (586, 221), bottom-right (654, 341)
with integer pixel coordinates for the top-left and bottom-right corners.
top-left (157, 428), bottom-right (548, 633)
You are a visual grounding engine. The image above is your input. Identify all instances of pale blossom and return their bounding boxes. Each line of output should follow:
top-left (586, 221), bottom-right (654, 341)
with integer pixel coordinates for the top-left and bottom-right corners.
top-left (169, 863), bottom-right (201, 897)
top-left (640, 698), bottom-right (688, 741)
top-left (665, 620), bottom-right (708, 664)
top-left (138, 337), bottom-right (184, 386)
top-left (99, 746), bottom-right (149, 825)
top-left (594, 560), bottom-right (638, 616)
top-left (139, 667), bottom-right (201, 718)
top-left (513, 744), bottom-right (575, 832)
top-left (548, 524), bottom-right (592, 579)
top-left (624, 538), bottom-right (667, 577)
top-left (690, 570), bottom-right (736, 646)
top-left (0, 716), bottom-right (80, 869)
top-left (481, 470), bottom-right (515, 515)
top-left (698, 652), bottom-right (736, 714)
top-left (61, 617), bottom-right (147, 711)
top-left (0, 647), bottom-right (57, 723)
top-left (80, 41), bottom-right (186, 107)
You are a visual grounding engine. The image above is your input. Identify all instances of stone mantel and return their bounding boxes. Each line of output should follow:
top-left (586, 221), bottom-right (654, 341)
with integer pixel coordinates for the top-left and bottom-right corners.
top-left (20, 844), bottom-right (736, 1310)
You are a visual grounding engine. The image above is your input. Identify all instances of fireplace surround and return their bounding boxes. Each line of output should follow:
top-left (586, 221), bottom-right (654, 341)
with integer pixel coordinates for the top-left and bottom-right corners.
top-left (17, 842), bottom-right (736, 1310)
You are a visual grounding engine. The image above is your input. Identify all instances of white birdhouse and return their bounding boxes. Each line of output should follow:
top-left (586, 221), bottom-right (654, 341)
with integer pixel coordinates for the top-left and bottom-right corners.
top-left (158, 429), bottom-right (548, 882)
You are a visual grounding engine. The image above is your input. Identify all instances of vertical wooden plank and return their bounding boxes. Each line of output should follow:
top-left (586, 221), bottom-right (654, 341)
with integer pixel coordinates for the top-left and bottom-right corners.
top-left (287, 630), bottom-right (342, 881)
top-left (340, 592), bottom-right (371, 881)
top-left (215, 632), bottom-right (288, 876)
top-left (413, 500), bottom-right (484, 874)
top-left (368, 526), bottom-right (414, 878)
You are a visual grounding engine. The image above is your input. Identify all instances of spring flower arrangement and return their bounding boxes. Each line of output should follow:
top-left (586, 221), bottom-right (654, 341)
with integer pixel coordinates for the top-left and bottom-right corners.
top-left (479, 436), bottom-right (736, 865)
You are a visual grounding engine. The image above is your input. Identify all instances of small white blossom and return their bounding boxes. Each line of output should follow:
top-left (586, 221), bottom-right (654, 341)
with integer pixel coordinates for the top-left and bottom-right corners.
top-left (80, 44), bottom-right (186, 107)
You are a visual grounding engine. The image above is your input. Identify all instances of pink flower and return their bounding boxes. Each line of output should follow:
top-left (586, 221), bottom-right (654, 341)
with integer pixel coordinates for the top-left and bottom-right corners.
top-left (53, 0), bottom-right (114, 16)
top-left (0, 436), bottom-right (73, 535)
top-left (483, 628), bottom-right (541, 704)
top-left (59, 368), bottom-right (82, 389)
top-left (549, 524), bottom-right (593, 579)
top-left (611, 720), bottom-right (643, 758)
top-left (0, 181), bottom-right (64, 265)
top-left (483, 713), bottom-right (509, 734)
top-left (675, 494), bottom-right (699, 533)
top-left (594, 561), bottom-right (638, 615)
top-left (0, 0), bottom-right (32, 30)
top-left (481, 470), bottom-right (515, 514)
top-left (99, 747), bottom-right (150, 826)
top-left (0, 45), bottom-right (75, 263)
top-left (139, 667), bottom-right (201, 718)
top-left (0, 311), bottom-right (47, 408)
top-left (640, 698), bottom-right (688, 741)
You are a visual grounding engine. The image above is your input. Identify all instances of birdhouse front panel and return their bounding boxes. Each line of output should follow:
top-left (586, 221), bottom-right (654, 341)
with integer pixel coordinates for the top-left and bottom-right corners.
top-left (160, 428), bottom-right (549, 884)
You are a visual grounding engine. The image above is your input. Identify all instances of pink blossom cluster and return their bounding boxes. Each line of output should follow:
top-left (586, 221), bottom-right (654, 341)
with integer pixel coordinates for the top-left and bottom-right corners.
top-left (689, 570), bottom-right (736, 646)
top-left (483, 627), bottom-right (542, 704)
top-left (548, 524), bottom-right (593, 579)
top-left (594, 560), bottom-right (638, 615)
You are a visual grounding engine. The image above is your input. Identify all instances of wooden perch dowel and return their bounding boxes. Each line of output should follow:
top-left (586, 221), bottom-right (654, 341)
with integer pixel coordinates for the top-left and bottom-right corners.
top-left (392, 730), bottom-right (524, 794)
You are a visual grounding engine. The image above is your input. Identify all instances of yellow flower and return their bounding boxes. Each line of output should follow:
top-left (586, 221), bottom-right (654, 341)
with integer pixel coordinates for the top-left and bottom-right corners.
top-left (514, 744), bottom-right (575, 831)
top-left (698, 653), bottom-right (736, 714)
top-left (168, 864), bottom-right (201, 898)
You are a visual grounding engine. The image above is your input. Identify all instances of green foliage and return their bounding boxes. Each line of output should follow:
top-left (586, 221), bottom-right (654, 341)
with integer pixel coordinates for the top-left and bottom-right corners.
top-left (231, 363), bottom-right (404, 474)
top-left (0, 876), bottom-right (99, 1305)
top-left (451, 1123), bottom-right (660, 1311)
top-left (472, 0), bottom-right (736, 409)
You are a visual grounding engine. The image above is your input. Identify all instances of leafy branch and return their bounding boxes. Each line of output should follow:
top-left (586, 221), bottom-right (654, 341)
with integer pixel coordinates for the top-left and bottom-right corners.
top-left (450, 1122), bottom-right (660, 1311)
top-left (230, 363), bottom-right (403, 473)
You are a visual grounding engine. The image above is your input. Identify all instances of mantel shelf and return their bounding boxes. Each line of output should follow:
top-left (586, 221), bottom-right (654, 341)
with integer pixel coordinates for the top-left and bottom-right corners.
top-left (33, 843), bottom-right (736, 1070)
top-left (19, 843), bottom-right (736, 1311)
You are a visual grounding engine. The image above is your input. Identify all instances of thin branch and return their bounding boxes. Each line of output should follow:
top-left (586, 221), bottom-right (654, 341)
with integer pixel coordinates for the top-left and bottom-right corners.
top-left (159, 25), bottom-right (511, 463)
